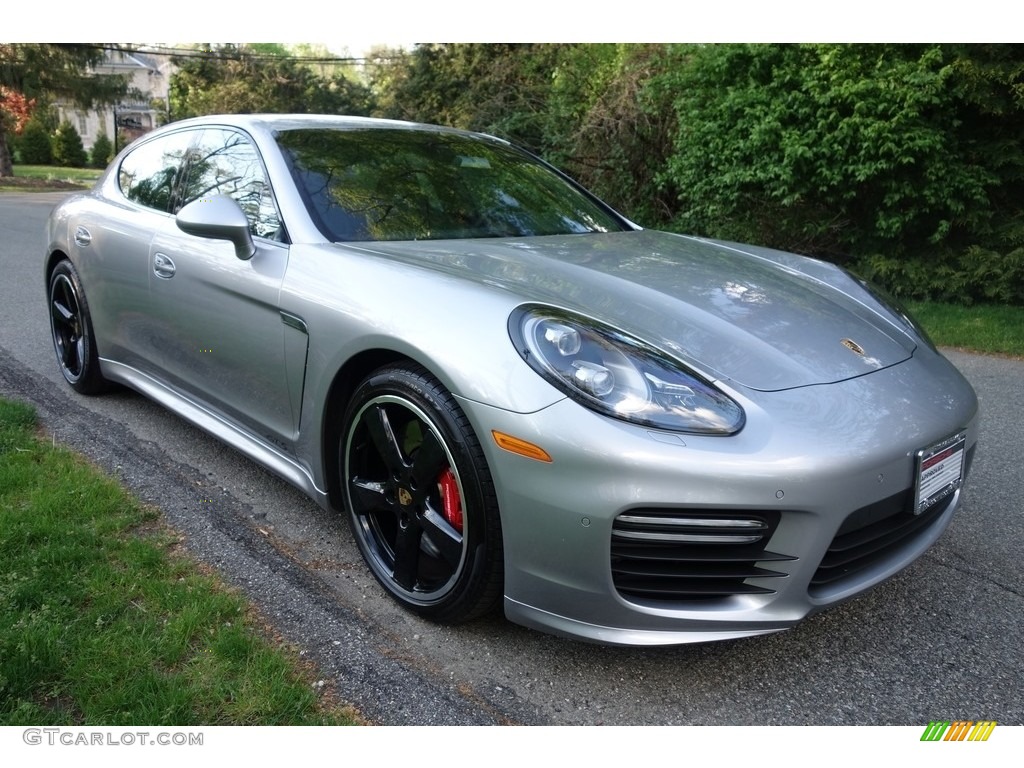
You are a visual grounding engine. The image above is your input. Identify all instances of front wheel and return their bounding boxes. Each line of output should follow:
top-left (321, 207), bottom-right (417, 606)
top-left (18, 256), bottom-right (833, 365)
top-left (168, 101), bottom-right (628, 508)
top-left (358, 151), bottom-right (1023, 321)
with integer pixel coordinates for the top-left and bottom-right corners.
top-left (48, 259), bottom-right (107, 395)
top-left (342, 364), bottom-right (503, 623)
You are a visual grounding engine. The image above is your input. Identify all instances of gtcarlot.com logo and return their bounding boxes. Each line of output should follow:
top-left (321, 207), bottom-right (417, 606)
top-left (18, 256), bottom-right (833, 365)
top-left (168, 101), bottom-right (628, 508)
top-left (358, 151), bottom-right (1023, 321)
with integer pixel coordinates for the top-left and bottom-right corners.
top-left (920, 721), bottom-right (997, 742)
top-left (22, 729), bottom-right (203, 747)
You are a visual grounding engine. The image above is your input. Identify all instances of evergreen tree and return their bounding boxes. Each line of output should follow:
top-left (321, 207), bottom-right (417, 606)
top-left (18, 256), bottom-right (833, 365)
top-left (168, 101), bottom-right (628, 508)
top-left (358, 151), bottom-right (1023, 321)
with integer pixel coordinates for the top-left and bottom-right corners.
top-left (90, 131), bottom-right (113, 168)
top-left (0, 44), bottom-right (127, 175)
top-left (16, 118), bottom-right (52, 164)
top-left (52, 120), bottom-right (87, 167)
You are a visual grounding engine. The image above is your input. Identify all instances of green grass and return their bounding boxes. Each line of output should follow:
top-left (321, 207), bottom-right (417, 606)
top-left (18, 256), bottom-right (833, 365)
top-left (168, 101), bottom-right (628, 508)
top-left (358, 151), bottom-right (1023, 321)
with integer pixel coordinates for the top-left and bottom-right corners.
top-left (908, 301), bottom-right (1024, 358)
top-left (12, 165), bottom-right (103, 184)
top-left (0, 398), bottom-right (357, 726)
top-left (0, 165), bottom-right (102, 191)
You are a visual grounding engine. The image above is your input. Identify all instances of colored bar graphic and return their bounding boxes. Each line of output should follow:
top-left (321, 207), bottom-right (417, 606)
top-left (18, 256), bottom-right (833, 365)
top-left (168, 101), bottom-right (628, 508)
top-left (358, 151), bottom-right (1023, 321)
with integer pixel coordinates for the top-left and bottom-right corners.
top-left (920, 720), bottom-right (996, 742)
top-left (945, 721), bottom-right (972, 741)
top-left (968, 721), bottom-right (997, 741)
top-left (921, 721), bottom-right (950, 741)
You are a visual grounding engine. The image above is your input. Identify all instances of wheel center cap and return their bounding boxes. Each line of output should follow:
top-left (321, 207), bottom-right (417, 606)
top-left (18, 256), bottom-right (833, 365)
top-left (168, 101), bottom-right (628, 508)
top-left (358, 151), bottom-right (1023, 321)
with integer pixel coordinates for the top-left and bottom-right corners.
top-left (397, 487), bottom-right (413, 507)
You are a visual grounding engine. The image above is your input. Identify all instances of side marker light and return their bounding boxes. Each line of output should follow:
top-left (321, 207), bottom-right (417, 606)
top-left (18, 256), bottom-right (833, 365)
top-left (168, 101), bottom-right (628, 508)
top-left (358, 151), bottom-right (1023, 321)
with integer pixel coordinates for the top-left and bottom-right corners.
top-left (491, 431), bottom-right (553, 463)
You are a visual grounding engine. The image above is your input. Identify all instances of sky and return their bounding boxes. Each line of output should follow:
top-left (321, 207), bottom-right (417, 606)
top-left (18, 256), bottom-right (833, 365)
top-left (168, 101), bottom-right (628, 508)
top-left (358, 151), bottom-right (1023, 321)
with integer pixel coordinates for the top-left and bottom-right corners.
top-left (9, 1), bottom-right (1013, 44)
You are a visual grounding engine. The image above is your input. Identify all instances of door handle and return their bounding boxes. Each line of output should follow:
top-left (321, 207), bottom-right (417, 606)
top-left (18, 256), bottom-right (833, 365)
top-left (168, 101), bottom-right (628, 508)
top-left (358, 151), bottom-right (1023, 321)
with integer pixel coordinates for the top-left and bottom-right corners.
top-left (74, 226), bottom-right (92, 246)
top-left (153, 252), bottom-right (176, 279)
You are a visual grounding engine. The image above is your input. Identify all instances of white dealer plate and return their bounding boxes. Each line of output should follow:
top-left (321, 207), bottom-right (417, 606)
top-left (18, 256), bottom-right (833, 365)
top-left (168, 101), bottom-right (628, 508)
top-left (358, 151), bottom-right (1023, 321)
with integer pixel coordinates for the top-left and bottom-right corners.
top-left (914, 431), bottom-right (966, 515)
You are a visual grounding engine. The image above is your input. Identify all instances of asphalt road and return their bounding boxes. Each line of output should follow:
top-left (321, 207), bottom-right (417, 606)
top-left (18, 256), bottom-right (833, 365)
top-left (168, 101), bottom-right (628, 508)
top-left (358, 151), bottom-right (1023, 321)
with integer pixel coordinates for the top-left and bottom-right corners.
top-left (2, 191), bottom-right (1022, 726)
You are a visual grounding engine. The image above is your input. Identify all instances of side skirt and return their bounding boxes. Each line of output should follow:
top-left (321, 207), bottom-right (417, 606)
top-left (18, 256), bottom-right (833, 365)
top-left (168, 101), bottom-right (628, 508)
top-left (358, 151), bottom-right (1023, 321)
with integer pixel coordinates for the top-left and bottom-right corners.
top-left (100, 358), bottom-right (330, 510)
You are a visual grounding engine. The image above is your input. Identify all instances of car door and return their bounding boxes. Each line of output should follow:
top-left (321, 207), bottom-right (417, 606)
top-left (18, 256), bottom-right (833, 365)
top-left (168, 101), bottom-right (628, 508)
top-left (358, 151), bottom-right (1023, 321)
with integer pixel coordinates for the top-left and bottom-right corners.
top-left (147, 127), bottom-right (298, 451)
top-left (75, 128), bottom-right (196, 376)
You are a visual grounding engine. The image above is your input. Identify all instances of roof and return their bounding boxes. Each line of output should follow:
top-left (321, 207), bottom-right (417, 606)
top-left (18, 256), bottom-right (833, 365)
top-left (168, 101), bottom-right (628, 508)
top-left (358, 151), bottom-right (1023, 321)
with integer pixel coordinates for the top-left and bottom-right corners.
top-left (158, 114), bottom-right (509, 144)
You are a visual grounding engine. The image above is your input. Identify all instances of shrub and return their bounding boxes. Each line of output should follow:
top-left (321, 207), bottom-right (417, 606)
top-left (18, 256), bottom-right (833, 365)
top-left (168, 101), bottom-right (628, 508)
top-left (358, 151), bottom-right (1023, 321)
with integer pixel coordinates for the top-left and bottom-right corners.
top-left (52, 120), bottom-right (87, 167)
top-left (90, 132), bottom-right (113, 168)
top-left (16, 119), bottom-right (52, 164)
top-left (855, 245), bottom-right (1024, 306)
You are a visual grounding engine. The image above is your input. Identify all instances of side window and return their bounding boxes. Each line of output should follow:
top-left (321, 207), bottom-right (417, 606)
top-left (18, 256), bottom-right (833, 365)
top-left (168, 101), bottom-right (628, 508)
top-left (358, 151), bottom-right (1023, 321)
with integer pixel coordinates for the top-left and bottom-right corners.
top-left (180, 128), bottom-right (282, 240)
top-left (118, 131), bottom-right (195, 212)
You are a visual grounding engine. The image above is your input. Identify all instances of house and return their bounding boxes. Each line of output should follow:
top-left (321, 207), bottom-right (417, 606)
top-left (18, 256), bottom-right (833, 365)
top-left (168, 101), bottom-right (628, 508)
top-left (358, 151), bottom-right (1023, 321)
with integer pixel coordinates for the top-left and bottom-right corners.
top-left (57, 48), bottom-right (174, 153)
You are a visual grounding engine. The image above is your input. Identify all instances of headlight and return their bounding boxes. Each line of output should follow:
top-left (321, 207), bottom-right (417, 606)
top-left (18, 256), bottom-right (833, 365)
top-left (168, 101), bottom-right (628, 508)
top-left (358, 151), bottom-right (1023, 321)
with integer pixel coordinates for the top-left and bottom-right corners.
top-left (509, 306), bottom-right (745, 435)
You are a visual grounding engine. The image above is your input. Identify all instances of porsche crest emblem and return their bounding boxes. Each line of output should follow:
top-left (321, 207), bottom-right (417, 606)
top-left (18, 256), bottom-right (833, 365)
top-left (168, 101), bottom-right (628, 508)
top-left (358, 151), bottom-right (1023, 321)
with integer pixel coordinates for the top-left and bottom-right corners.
top-left (398, 487), bottom-right (413, 506)
top-left (841, 338), bottom-right (865, 356)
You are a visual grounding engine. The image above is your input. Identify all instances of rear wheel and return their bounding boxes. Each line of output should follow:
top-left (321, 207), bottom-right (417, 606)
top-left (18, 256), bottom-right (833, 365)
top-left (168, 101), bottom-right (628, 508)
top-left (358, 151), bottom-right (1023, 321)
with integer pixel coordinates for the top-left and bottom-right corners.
top-left (48, 259), bottom-right (107, 395)
top-left (342, 364), bottom-right (503, 622)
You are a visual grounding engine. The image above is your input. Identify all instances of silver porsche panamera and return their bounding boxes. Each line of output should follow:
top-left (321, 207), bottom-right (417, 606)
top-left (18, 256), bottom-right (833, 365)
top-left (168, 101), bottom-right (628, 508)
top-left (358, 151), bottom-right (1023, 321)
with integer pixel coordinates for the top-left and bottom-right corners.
top-left (45, 114), bottom-right (979, 646)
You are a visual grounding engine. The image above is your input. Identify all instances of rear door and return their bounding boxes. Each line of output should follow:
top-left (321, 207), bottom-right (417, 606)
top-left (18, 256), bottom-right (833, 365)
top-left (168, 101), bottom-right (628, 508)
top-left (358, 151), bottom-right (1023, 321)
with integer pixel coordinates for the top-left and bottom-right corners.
top-left (76, 128), bottom-right (196, 376)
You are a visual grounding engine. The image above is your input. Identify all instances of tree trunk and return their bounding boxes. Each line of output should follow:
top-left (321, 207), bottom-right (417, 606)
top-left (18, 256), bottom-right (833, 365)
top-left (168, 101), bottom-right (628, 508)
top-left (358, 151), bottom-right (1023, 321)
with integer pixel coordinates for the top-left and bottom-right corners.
top-left (0, 130), bottom-right (13, 177)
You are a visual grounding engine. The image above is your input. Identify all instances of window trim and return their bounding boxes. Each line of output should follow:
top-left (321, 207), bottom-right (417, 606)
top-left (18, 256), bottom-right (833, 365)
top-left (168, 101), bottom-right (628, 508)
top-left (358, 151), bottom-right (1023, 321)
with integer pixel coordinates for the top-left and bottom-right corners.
top-left (115, 124), bottom-right (289, 245)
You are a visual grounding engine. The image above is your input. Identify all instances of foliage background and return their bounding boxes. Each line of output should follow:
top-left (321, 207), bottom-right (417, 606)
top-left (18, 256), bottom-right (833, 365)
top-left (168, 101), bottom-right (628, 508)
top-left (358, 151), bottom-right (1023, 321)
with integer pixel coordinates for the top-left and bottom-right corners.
top-left (6, 43), bottom-right (1021, 305)
top-left (0, 44), bottom-right (128, 176)
top-left (364, 43), bottom-right (1024, 306)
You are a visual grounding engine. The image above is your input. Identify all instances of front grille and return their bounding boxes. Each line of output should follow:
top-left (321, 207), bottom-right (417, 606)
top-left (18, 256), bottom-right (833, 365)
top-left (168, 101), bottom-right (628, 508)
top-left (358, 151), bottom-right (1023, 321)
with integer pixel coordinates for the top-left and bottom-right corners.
top-left (610, 509), bottom-right (794, 601)
top-left (809, 489), bottom-right (955, 594)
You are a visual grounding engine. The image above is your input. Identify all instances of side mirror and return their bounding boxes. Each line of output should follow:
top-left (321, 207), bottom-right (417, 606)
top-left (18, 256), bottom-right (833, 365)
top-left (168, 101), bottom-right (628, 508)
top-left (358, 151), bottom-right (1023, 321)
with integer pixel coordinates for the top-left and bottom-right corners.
top-left (176, 195), bottom-right (256, 260)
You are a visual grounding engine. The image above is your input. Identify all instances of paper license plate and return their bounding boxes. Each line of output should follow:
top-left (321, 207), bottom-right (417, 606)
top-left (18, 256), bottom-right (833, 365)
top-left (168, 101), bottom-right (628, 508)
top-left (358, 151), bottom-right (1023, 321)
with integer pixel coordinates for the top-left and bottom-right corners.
top-left (914, 431), bottom-right (966, 515)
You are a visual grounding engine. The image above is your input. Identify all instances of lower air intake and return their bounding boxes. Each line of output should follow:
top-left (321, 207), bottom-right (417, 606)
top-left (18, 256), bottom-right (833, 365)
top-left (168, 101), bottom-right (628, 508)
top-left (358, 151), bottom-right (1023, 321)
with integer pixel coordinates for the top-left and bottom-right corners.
top-left (611, 509), bottom-right (794, 602)
top-left (810, 489), bottom-right (956, 595)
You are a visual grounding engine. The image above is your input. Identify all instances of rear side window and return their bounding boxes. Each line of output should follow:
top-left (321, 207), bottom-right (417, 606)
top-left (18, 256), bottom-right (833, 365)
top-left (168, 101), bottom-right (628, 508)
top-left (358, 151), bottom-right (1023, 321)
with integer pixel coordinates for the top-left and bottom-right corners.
top-left (118, 131), bottom-right (195, 212)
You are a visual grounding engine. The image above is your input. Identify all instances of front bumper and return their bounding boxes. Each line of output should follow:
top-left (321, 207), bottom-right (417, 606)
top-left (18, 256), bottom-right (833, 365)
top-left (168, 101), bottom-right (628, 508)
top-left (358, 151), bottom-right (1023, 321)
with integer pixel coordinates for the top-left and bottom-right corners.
top-left (458, 348), bottom-right (979, 646)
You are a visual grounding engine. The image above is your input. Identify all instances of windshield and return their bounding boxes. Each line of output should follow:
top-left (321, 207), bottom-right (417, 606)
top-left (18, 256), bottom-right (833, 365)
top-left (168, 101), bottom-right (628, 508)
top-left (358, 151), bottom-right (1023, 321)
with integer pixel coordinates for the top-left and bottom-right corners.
top-left (276, 127), bottom-right (629, 242)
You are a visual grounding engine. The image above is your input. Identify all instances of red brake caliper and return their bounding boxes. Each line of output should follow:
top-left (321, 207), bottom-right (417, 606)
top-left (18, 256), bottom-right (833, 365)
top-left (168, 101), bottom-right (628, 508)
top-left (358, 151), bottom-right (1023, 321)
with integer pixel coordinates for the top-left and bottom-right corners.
top-left (437, 468), bottom-right (463, 533)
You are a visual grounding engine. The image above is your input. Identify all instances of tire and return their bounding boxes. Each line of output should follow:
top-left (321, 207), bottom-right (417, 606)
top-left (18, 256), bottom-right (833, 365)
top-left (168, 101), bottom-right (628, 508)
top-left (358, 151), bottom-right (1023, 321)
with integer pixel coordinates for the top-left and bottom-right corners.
top-left (48, 259), bottom-right (107, 395)
top-left (342, 363), bottom-right (503, 623)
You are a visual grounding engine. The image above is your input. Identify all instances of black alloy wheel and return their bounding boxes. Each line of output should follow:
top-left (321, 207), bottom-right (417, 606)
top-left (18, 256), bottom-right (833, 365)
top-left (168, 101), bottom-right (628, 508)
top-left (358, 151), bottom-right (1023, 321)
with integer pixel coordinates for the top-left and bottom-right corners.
top-left (342, 364), bottom-right (503, 622)
top-left (48, 260), bottom-right (107, 395)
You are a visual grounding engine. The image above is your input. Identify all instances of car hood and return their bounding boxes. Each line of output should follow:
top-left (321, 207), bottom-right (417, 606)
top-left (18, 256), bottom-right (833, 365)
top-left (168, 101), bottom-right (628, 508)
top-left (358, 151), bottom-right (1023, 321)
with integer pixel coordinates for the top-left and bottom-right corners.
top-left (342, 230), bottom-right (916, 392)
